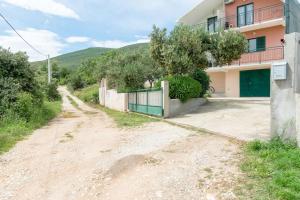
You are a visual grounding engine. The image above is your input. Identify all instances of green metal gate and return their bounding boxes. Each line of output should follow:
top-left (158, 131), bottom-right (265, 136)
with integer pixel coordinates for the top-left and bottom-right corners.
top-left (128, 88), bottom-right (163, 117)
top-left (240, 69), bottom-right (270, 97)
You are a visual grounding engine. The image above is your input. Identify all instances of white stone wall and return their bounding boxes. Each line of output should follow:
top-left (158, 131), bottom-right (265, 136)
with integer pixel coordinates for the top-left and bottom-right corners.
top-left (99, 79), bottom-right (128, 112)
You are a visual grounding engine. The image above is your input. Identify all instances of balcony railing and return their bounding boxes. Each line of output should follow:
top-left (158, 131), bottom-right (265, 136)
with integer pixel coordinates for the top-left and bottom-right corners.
top-left (227, 4), bottom-right (284, 28)
top-left (231, 46), bottom-right (284, 66)
top-left (196, 4), bottom-right (284, 32)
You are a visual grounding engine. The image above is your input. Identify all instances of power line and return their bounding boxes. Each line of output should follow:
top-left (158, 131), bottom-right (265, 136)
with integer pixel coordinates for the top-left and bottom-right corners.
top-left (0, 11), bottom-right (46, 57)
top-left (0, 10), bottom-right (52, 83)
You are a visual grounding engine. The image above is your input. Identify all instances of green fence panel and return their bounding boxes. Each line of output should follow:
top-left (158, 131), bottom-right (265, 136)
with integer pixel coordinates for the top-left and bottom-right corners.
top-left (128, 88), bottom-right (163, 117)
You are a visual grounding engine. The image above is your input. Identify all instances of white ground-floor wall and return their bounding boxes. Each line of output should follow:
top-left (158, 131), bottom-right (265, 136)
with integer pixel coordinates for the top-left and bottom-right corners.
top-left (207, 64), bottom-right (272, 97)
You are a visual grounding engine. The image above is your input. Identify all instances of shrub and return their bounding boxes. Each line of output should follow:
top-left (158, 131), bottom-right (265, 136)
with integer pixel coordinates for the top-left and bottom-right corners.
top-left (68, 74), bottom-right (85, 90)
top-left (0, 78), bottom-right (21, 115)
top-left (13, 92), bottom-right (35, 121)
top-left (74, 84), bottom-right (99, 104)
top-left (45, 82), bottom-right (61, 101)
top-left (192, 69), bottom-right (210, 97)
top-left (156, 75), bottom-right (202, 102)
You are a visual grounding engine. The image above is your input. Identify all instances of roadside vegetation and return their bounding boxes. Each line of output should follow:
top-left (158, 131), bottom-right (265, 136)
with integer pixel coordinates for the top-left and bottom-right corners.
top-left (72, 85), bottom-right (159, 128)
top-left (238, 138), bottom-right (300, 200)
top-left (73, 84), bottom-right (99, 104)
top-left (0, 48), bottom-right (61, 154)
top-left (96, 105), bottom-right (159, 128)
top-left (51, 24), bottom-right (247, 104)
top-left (35, 24), bottom-right (247, 128)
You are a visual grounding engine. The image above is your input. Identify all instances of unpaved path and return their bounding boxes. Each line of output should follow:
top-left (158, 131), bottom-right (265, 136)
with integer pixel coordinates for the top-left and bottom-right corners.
top-left (0, 87), bottom-right (244, 200)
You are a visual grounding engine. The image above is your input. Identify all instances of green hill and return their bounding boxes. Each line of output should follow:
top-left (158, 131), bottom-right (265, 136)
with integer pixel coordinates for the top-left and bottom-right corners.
top-left (119, 43), bottom-right (149, 52)
top-left (31, 43), bottom-right (149, 70)
top-left (31, 47), bottom-right (112, 70)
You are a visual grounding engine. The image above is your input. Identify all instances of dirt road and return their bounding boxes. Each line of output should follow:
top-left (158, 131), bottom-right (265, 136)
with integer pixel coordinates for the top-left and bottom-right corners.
top-left (0, 87), bottom-right (244, 200)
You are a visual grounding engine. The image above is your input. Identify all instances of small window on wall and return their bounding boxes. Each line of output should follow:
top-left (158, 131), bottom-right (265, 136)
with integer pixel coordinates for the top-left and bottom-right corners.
top-left (207, 16), bottom-right (218, 33)
top-left (248, 36), bottom-right (266, 52)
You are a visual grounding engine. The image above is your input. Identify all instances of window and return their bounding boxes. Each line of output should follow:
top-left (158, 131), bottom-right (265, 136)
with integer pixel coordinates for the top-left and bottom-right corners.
top-left (248, 36), bottom-right (266, 52)
top-left (207, 16), bottom-right (218, 33)
top-left (237, 3), bottom-right (254, 27)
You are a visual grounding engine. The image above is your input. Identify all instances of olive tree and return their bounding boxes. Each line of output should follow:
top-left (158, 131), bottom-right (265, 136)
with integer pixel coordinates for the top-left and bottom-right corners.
top-left (105, 48), bottom-right (164, 91)
top-left (150, 25), bottom-right (247, 75)
top-left (150, 25), bottom-right (210, 75)
top-left (209, 30), bottom-right (248, 66)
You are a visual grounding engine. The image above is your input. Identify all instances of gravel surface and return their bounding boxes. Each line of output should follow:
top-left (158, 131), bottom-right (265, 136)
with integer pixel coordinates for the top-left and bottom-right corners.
top-left (0, 87), bottom-right (244, 200)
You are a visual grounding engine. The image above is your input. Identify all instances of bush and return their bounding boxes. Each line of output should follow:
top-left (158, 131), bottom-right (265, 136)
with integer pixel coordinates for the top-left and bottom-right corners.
top-left (74, 84), bottom-right (99, 104)
top-left (0, 78), bottom-right (21, 115)
top-left (68, 74), bottom-right (85, 90)
top-left (156, 75), bottom-right (202, 102)
top-left (192, 69), bottom-right (210, 97)
top-left (13, 92), bottom-right (35, 121)
top-left (0, 100), bottom-right (61, 154)
top-left (45, 82), bottom-right (61, 101)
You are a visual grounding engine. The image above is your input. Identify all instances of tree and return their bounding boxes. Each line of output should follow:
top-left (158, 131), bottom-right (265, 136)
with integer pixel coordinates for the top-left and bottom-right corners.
top-left (150, 25), bottom-right (247, 75)
top-left (150, 25), bottom-right (210, 75)
top-left (0, 48), bottom-right (39, 95)
top-left (51, 62), bottom-right (60, 80)
top-left (95, 51), bottom-right (119, 82)
top-left (78, 59), bottom-right (98, 85)
top-left (105, 48), bottom-right (164, 91)
top-left (209, 30), bottom-right (248, 66)
top-left (106, 51), bottom-right (145, 91)
top-left (0, 48), bottom-right (44, 114)
top-left (140, 49), bottom-right (165, 88)
top-left (68, 73), bottom-right (85, 90)
top-left (149, 26), bottom-right (167, 68)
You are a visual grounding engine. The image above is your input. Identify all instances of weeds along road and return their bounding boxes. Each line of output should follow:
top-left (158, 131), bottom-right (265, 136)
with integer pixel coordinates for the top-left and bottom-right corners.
top-left (0, 87), bottom-right (244, 200)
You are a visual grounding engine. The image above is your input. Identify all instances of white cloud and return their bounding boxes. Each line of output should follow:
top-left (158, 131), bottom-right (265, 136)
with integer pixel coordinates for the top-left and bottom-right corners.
top-left (91, 38), bottom-right (150, 48)
top-left (3, 0), bottom-right (80, 19)
top-left (0, 28), bottom-right (65, 61)
top-left (134, 35), bottom-right (149, 39)
top-left (65, 36), bottom-right (90, 43)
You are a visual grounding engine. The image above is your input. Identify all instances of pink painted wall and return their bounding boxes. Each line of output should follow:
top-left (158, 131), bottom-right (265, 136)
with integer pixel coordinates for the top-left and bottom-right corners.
top-left (208, 72), bottom-right (226, 93)
top-left (225, 70), bottom-right (240, 97)
top-left (225, 0), bottom-right (284, 27)
top-left (225, 0), bottom-right (283, 18)
top-left (243, 26), bottom-right (284, 48)
top-left (226, 0), bottom-right (285, 49)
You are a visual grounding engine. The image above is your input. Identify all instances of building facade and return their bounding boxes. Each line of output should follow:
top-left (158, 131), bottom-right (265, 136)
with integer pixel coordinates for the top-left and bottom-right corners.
top-left (179, 0), bottom-right (285, 97)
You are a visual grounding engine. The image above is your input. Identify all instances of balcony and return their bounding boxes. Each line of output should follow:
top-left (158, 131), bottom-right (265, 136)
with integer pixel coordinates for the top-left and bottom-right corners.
top-left (226, 4), bottom-right (284, 30)
top-left (231, 46), bottom-right (284, 66)
top-left (197, 4), bottom-right (285, 32)
top-left (207, 46), bottom-right (284, 72)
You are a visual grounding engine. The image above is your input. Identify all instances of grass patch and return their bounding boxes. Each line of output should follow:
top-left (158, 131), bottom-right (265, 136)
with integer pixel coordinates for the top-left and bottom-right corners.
top-left (73, 84), bottom-right (99, 104)
top-left (0, 101), bottom-right (61, 154)
top-left (73, 85), bottom-right (159, 128)
top-left (94, 104), bottom-right (159, 128)
top-left (67, 95), bottom-right (81, 110)
top-left (239, 138), bottom-right (300, 200)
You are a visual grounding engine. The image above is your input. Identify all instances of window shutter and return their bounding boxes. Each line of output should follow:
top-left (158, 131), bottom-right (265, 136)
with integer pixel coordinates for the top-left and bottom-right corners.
top-left (256, 36), bottom-right (266, 51)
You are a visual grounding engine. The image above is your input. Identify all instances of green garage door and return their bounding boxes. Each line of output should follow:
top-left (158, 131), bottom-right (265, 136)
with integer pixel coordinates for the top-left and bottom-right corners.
top-left (240, 69), bottom-right (270, 97)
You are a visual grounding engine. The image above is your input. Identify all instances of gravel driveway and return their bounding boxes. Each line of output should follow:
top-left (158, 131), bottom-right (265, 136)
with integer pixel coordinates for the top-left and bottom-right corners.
top-left (0, 87), bottom-right (244, 200)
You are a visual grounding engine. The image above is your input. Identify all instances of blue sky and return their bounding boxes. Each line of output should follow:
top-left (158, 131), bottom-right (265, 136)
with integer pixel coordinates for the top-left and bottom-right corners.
top-left (0, 0), bottom-right (200, 61)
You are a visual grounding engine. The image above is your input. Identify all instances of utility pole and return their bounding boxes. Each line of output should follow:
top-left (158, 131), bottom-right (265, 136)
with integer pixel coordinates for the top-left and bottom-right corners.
top-left (47, 54), bottom-right (51, 84)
